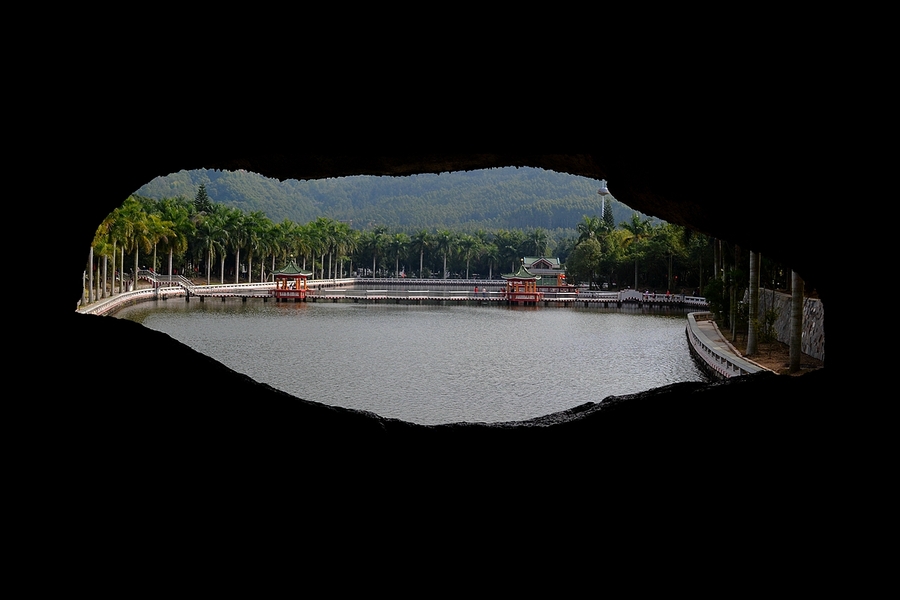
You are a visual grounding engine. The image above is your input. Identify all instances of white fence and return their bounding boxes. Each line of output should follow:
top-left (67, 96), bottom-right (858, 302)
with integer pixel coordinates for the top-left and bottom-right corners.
top-left (79, 275), bottom-right (709, 316)
top-left (686, 312), bottom-right (767, 379)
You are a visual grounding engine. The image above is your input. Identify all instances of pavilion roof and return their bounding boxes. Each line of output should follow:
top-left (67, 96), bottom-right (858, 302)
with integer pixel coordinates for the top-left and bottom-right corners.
top-left (273, 259), bottom-right (312, 277)
top-left (501, 264), bottom-right (542, 281)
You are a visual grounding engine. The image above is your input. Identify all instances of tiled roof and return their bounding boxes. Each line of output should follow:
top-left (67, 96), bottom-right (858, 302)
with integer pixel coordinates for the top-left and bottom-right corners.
top-left (273, 259), bottom-right (312, 277)
top-left (502, 264), bottom-right (541, 280)
top-left (523, 257), bottom-right (561, 269)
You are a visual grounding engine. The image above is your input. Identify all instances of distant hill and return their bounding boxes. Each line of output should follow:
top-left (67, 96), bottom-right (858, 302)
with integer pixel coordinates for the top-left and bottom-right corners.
top-left (134, 166), bottom-right (658, 234)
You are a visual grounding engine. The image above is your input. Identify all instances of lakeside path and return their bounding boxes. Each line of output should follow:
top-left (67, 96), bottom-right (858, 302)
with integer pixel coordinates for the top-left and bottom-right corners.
top-left (689, 315), bottom-right (823, 376)
top-left (690, 317), bottom-right (772, 376)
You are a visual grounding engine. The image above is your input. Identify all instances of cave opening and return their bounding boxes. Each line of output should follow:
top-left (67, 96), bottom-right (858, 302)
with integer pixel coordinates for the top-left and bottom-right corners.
top-left (80, 165), bottom-right (745, 424)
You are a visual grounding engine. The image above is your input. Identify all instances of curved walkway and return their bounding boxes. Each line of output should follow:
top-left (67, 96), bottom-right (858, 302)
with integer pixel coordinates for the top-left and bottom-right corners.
top-left (686, 312), bottom-right (771, 379)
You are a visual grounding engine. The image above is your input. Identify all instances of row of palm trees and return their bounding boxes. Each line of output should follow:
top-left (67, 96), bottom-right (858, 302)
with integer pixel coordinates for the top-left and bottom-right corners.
top-left (83, 195), bottom-right (567, 303)
top-left (83, 194), bottom-right (726, 305)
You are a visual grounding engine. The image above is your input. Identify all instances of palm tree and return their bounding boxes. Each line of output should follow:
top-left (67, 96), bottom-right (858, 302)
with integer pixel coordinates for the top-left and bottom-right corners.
top-left (482, 242), bottom-right (500, 280)
top-left (270, 218), bottom-right (296, 276)
top-left (324, 218), bottom-right (344, 279)
top-left (620, 212), bottom-right (654, 289)
top-left (157, 198), bottom-right (192, 281)
top-left (122, 200), bottom-right (157, 286)
top-left (288, 220), bottom-right (310, 272)
top-left (746, 250), bottom-right (760, 356)
top-left (411, 229), bottom-right (430, 278)
top-left (457, 234), bottom-right (478, 279)
top-left (108, 207), bottom-right (128, 294)
top-left (145, 212), bottom-right (176, 280)
top-left (362, 226), bottom-right (387, 278)
top-left (195, 207), bottom-right (226, 285)
top-left (94, 211), bottom-right (118, 298)
top-left (256, 218), bottom-right (276, 282)
top-left (114, 196), bottom-right (145, 289)
top-left (308, 217), bottom-right (334, 279)
top-left (577, 215), bottom-right (603, 245)
top-left (335, 223), bottom-right (358, 278)
top-left (242, 210), bottom-right (269, 284)
top-left (387, 232), bottom-right (410, 278)
top-left (434, 230), bottom-right (454, 279)
top-left (104, 208), bottom-right (122, 294)
top-left (225, 208), bottom-right (247, 284)
top-left (494, 229), bottom-right (524, 273)
top-left (211, 206), bottom-right (243, 284)
top-left (84, 246), bottom-right (94, 304)
top-left (527, 228), bottom-right (549, 258)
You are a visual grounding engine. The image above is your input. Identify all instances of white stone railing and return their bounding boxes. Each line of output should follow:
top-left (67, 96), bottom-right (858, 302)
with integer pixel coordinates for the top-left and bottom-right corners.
top-left (686, 311), bottom-right (767, 379)
top-left (79, 276), bottom-right (710, 316)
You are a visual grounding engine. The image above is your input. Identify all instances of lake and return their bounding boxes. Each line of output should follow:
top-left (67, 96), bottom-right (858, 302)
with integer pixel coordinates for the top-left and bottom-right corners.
top-left (114, 299), bottom-right (710, 425)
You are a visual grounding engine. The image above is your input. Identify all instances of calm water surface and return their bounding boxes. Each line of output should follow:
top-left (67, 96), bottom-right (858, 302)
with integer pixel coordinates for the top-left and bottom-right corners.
top-left (115, 299), bottom-right (710, 425)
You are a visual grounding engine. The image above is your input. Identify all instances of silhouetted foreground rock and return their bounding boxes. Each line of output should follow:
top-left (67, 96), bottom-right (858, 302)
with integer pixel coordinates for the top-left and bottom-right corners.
top-left (60, 312), bottom-right (834, 481)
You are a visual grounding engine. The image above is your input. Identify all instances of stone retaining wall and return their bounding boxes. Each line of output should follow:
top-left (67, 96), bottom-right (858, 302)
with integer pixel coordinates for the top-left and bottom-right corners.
top-left (746, 288), bottom-right (825, 362)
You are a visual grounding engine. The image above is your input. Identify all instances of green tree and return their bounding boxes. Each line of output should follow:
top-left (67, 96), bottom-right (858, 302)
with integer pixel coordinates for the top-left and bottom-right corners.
top-left (746, 250), bottom-right (760, 355)
top-left (344, 227), bottom-right (361, 278)
top-left (683, 230), bottom-right (713, 294)
top-left (309, 217), bottom-right (334, 279)
top-left (116, 196), bottom-right (154, 285)
top-left (526, 228), bottom-right (549, 257)
top-left (642, 223), bottom-right (686, 291)
top-left (157, 198), bottom-right (193, 279)
top-left (194, 183), bottom-right (213, 214)
top-left (332, 221), bottom-right (356, 279)
top-left (387, 232), bottom-right (410, 278)
top-left (221, 207), bottom-right (247, 284)
top-left (411, 230), bottom-right (430, 278)
top-left (494, 229), bottom-right (525, 273)
top-left (482, 242), bottom-right (500, 280)
top-left (620, 212), bottom-right (654, 289)
top-left (242, 210), bottom-right (270, 283)
top-left (290, 220), bottom-right (312, 272)
top-left (568, 237), bottom-right (602, 288)
top-left (94, 211), bottom-right (118, 298)
top-left (577, 215), bottom-right (603, 245)
top-left (603, 197), bottom-right (615, 232)
top-left (194, 205), bottom-right (226, 285)
top-left (703, 276), bottom-right (727, 322)
top-left (434, 229), bottom-right (455, 278)
top-left (146, 212), bottom-right (176, 278)
top-left (362, 226), bottom-right (387, 278)
top-left (457, 234), bottom-right (479, 279)
top-left (108, 204), bottom-right (131, 293)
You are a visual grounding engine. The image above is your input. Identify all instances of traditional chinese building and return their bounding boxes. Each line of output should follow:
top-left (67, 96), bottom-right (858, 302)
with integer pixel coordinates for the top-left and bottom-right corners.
top-left (272, 258), bottom-right (313, 302)
top-left (523, 257), bottom-right (564, 278)
top-left (523, 257), bottom-right (575, 293)
top-left (501, 262), bottom-right (544, 305)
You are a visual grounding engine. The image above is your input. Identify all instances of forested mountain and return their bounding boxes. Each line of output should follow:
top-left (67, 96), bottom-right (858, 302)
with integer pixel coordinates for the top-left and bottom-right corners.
top-left (134, 166), bottom-right (658, 235)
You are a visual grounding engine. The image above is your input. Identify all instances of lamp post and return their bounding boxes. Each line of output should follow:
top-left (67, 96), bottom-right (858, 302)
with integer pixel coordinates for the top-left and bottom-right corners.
top-left (597, 179), bottom-right (609, 197)
top-left (597, 179), bottom-right (610, 221)
top-left (597, 180), bottom-right (610, 290)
